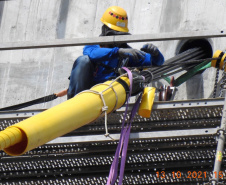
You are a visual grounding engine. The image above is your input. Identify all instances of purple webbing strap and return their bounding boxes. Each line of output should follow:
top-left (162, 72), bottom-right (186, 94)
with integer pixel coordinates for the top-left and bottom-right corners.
top-left (107, 67), bottom-right (142, 185)
top-left (107, 67), bottom-right (133, 185)
top-left (118, 93), bottom-right (142, 184)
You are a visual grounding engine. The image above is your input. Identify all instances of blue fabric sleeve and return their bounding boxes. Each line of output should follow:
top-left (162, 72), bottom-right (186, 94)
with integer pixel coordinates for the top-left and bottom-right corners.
top-left (83, 45), bottom-right (119, 63)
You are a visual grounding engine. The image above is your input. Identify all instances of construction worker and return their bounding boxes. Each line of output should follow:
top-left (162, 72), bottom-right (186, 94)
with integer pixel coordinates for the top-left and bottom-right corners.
top-left (57, 6), bottom-right (164, 99)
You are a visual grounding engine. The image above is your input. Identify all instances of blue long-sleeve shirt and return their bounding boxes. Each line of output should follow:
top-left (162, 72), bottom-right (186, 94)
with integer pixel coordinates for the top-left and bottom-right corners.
top-left (83, 45), bottom-right (164, 83)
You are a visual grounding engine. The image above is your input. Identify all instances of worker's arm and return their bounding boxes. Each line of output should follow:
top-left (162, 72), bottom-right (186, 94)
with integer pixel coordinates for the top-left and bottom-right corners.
top-left (127, 43), bottom-right (164, 67)
top-left (127, 52), bottom-right (164, 67)
top-left (140, 43), bottom-right (165, 66)
top-left (150, 51), bottom-right (165, 66)
top-left (83, 45), bottom-right (119, 63)
top-left (55, 89), bottom-right (68, 97)
top-left (83, 45), bottom-right (145, 64)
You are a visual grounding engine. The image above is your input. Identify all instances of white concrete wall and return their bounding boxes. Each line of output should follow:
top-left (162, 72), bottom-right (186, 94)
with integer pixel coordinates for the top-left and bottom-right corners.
top-left (0, 0), bottom-right (226, 109)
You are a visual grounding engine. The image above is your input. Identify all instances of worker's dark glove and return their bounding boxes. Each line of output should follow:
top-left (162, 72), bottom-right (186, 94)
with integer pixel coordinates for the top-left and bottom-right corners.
top-left (141, 43), bottom-right (159, 56)
top-left (119, 48), bottom-right (146, 63)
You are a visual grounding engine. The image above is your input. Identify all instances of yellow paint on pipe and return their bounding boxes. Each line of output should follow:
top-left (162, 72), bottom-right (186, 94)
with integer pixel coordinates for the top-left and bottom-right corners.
top-left (138, 87), bottom-right (155, 118)
top-left (2, 77), bottom-right (130, 156)
top-left (211, 50), bottom-right (222, 68)
top-left (219, 54), bottom-right (226, 71)
top-left (0, 127), bottom-right (24, 150)
top-left (211, 50), bottom-right (226, 71)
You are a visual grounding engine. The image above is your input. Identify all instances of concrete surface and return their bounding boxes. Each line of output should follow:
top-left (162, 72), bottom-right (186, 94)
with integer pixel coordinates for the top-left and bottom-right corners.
top-left (0, 0), bottom-right (226, 109)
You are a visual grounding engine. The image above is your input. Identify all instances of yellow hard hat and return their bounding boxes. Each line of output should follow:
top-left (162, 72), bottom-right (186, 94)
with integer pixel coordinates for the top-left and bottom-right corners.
top-left (100, 6), bottom-right (129, 33)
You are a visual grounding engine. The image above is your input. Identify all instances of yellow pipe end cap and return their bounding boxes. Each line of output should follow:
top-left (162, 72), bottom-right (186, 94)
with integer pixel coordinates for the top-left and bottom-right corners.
top-left (138, 87), bottom-right (156, 118)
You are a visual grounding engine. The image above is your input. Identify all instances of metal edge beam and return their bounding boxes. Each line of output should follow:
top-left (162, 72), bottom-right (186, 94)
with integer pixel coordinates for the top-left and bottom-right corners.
top-left (151, 97), bottom-right (224, 109)
top-left (47, 128), bottom-right (217, 144)
top-left (0, 98), bottom-right (224, 118)
top-left (114, 30), bottom-right (226, 43)
top-left (117, 98), bottom-right (224, 112)
top-left (0, 30), bottom-right (225, 50)
top-left (0, 109), bottom-right (44, 119)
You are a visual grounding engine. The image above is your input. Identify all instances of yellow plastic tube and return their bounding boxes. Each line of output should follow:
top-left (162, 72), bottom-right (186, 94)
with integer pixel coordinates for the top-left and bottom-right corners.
top-left (211, 50), bottom-right (226, 71)
top-left (138, 87), bottom-right (156, 118)
top-left (0, 77), bottom-right (130, 156)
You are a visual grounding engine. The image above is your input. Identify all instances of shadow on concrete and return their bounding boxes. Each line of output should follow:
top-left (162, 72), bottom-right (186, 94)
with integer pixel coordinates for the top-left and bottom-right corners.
top-left (56, 0), bottom-right (70, 39)
top-left (0, 1), bottom-right (5, 29)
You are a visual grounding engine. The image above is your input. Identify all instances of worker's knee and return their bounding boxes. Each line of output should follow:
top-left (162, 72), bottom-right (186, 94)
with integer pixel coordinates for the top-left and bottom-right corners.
top-left (72, 55), bottom-right (92, 70)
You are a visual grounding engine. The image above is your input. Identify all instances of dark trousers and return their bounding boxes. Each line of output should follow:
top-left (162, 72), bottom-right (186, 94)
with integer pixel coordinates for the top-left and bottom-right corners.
top-left (67, 55), bottom-right (94, 99)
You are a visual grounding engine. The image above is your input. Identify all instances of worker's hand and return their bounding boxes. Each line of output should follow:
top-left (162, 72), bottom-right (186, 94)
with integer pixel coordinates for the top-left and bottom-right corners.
top-left (118, 48), bottom-right (146, 63)
top-left (55, 89), bottom-right (68, 97)
top-left (141, 43), bottom-right (159, 56)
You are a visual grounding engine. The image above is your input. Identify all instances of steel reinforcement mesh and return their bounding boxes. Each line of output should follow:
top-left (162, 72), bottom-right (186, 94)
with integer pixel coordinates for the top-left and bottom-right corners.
top-left (0, 99), bottom-right (225, 185)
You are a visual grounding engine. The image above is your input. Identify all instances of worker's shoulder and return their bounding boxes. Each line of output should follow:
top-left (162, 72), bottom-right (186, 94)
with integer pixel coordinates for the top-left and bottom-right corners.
top-left (84, 45), bottom-right (100, 50)
top-left (83, 45), bottom-right (101, 55)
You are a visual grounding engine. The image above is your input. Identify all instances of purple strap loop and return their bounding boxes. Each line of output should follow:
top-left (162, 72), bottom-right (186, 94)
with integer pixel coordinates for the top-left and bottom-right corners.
top-left (122, 67), bottom-right (133, 97)
top-left (107, 67), bottom-right (143, 185)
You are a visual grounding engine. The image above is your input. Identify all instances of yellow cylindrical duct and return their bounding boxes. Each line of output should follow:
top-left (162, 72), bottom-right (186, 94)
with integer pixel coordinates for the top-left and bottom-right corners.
top-left (1, 77), bottom-right (129, 156)
top-left (211, 50), bottom-right (226, 71)
top-left (138, 87), bottom-right (156, 118)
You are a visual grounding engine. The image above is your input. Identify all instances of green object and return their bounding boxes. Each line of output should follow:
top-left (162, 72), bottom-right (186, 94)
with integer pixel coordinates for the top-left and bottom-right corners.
top-left (164, 61), bottom-right (211, 86)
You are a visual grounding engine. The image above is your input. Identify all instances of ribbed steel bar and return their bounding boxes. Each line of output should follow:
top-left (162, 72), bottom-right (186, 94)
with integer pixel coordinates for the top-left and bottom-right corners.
top-left (152, 49), bottom-right (206, 78)
top-left (151, 48), bottom-right (205, 74)
top-left (0, 146), bottom-right (225, 184)
top-left (0, 98), bottom-right (224, 184)
top-left (48, 128), bottom-right (218, 144)
top-left (152, 58), bottom-right (206, 81)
